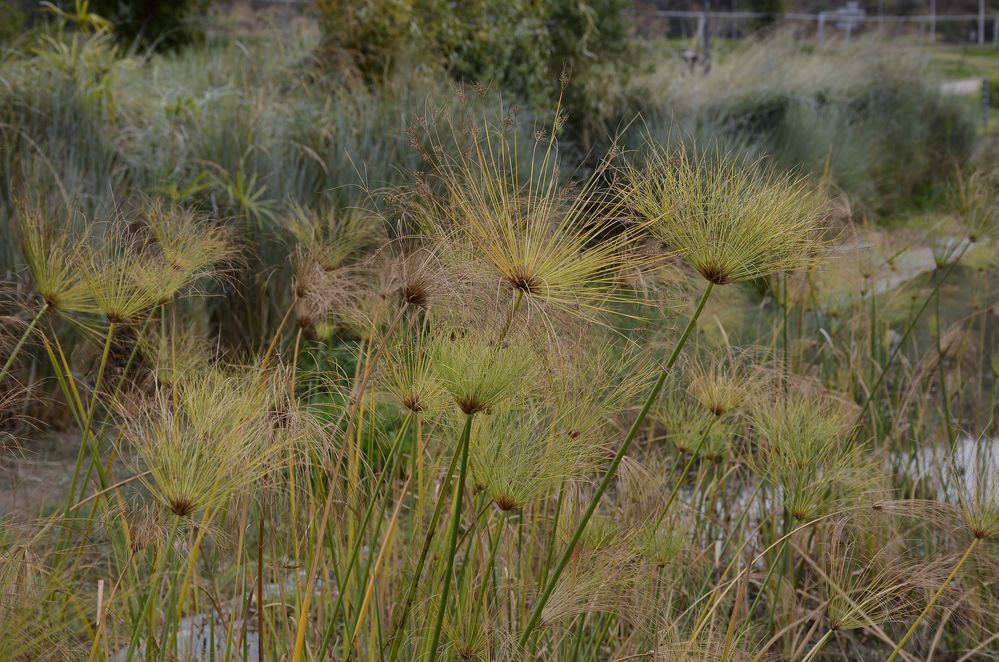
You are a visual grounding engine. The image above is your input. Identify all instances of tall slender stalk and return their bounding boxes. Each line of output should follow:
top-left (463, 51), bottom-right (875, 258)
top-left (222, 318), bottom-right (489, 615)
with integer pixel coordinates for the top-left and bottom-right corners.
top-left (0, 301), bottom-right (48, 385)
top-left (123, 516), bottom-right (181, 661)
top-left (742, 531), bottom-right (789, 634)
top-left (935, 288), bottom-right (957, 450)
top-left (472, 510), bottom-right (507, 626)
top-left (385, 429), bottom-right (463, 662)
top-left (290, 306), bottom-right (408, 662)
top-left (517, 281), bottom-right (714, 648)
top-left (782, 273), bottom-right (789, 394)
top-left (60, 321), bottom-right (117, 532)
top-left (653, 416), bottom-right (716, 529)
top-left (886, 537), bottom-right (979, 662)
top-left (257, 501), bottom-right (266, 662)
top-left (801, 628), bottom-right (833, 662)
top-left (316, 413), bottom-right (413, 657)
top-left (497, 290), bottom-right (523, 344)
top-left (427, 412), bottom-right (474, 660)
top-left (855, 253), bottom-right (965, 428)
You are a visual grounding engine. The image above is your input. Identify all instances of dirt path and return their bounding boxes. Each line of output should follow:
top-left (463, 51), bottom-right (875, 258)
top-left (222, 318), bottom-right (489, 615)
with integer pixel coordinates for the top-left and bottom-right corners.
top-left (1, 431), bottom-right (82, 518)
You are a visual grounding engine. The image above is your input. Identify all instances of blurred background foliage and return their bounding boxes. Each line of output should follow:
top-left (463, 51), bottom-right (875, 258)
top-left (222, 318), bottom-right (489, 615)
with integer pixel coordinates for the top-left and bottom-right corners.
top-left (0, 0), bottom-right (985, 354)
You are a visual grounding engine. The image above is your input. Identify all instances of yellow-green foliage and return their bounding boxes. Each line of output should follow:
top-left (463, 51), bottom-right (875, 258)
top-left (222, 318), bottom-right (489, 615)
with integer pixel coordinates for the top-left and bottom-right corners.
top-left (628, 144), bottom-right (827, 285)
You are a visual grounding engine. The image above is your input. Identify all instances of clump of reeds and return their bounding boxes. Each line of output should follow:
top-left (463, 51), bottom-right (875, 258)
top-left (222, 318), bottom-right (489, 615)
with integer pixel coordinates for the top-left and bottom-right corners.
top-left (1, 35), bottom-right (996, 662)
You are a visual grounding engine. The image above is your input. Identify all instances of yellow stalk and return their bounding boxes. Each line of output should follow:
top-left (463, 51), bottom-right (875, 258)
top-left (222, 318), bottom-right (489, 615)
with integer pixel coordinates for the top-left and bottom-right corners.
top-left (886, 537), bottom-right (979, 662)
top-left (292, 305), bottom-right (409, 662)
top-left (350, 473), bottom-right (413, 647)
top-left (260, 299), bottom-right (296, 370)
top-left (346, 337), bottom-right (372, 616)
top-left (175, 506), bottom-right (219, 616)
top-left (0, 301), bottom-right (48, 384)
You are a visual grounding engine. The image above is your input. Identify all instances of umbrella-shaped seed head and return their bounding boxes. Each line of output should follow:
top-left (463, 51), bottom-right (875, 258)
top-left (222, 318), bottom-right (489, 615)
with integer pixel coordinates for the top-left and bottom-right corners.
top-left (432, 331), bottom-right (533, 415)
top-left (628, 145), bottom-right (827, 285)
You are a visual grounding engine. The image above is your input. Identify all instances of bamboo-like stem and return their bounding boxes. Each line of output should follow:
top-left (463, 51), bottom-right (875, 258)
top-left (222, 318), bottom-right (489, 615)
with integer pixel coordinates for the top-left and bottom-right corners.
top-left (517, 280), bottom-right (714, 648)
top-left (316, 413), bottom-right (414, 656)
top-left (257, 501), bottom-right (266, 662)
top-left (886, 537), bottom-right (979, 662)
top-left (260, 299), bottom-right (296, 370)
top-left (781, 273), bottom-right (789, 394)
top-left (415, 413), bottom-right (425, 533)
top-left (349, 469), bottom-right (414, 649)
top-left (63, 321), bottom-right (116, 523)
top-left (289, 325), bottom-right (304, 399)
top-left (427, 412), bottom-right (474, 660)
top-left (935, 288), bottom-right (957, 450)
top-left (497, 289), bottom-right (523, 344)
top-left (123, 516), bottom-right (181, 660)
top-left (741, 536), bottom-right (789, 633)
top-left (472, 509), bottom-right (507, 626)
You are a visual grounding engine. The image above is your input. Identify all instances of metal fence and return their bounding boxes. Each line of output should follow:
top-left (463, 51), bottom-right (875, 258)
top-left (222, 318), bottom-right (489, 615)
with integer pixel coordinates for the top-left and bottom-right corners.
top-left (634, 8), bottom-right (999, 46)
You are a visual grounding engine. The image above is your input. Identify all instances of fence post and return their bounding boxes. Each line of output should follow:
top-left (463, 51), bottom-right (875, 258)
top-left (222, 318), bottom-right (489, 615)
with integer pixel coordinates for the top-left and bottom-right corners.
top-left (983, 78), bottom-right (990, 129)
top-left (818, 13), bottom-right (825, 45)
top-left (702, 0), bottom-right (711, 73)
top-left (930, 0), bottom-right (937, 43)
top-left (930, 0), bottom-right (936, 41)
top-left (994, 16), bottom-right (998, 47)
top-left (980, 0), bottom-right (986, 46)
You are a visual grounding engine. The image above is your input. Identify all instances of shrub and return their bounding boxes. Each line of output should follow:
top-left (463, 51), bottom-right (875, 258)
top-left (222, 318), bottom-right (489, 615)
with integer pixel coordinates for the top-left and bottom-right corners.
top-left (314, 0), bottom-right (635, 149)
top-left (314, 0), bottom-right (421, 81)
top-left (89, 0), bottom-right (207, 49)
top-left (633, 36), bottom-right (976, 213)
top-left (0, 3), bottom-right (28, 45)
top-left (745, 0), bottom-right (786, 31)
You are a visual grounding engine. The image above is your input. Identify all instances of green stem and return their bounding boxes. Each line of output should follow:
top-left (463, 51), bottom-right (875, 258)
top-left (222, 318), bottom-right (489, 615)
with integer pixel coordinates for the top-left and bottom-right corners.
top-left (782, 273), bottom-right (789, 394)
top-left (517, 280), bottom-right (714, 648)
top-left (427, 412), bottom-right (474, 660)
top-left (653, 416), bottom-right (716, 530)
top-left (497, 289), bottom-right (524, 344)
top-left (124, 516), bottom-right (181, 660)
top-left (855, 254), bottom-right (964, 428)
top-left (471, 510), bottom-right (506, 626)
top-left (63, 321), bottom-right (116, 524)
top-left (317, 413), bottom-right (413, 657)
top-left (257, 502), bottom-right (266, 662)
top-left (385, 420), bottom-right (464, 661)
top-left (545, 482), bottom-right (566, 576)
top-left (741, 536), bottom-right (788, 634)
top-left (684, 482), bottom-right (764, 633)
top-left (886, 537), bottom-right (979, 662)
top-left (0, 301), bottom-right (48, 385)
top-left (935, 288), bottom-right (957, 451)
top-left (801, 628), bottom-right (833, 662)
